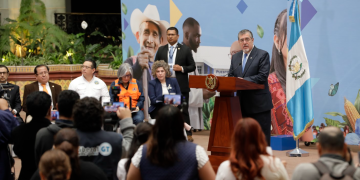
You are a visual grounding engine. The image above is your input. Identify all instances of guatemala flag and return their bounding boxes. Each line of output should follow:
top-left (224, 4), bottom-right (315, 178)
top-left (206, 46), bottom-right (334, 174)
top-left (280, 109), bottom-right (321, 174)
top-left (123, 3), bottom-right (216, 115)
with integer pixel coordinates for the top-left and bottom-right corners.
top-left (287, 0), bottom-right (314, 140)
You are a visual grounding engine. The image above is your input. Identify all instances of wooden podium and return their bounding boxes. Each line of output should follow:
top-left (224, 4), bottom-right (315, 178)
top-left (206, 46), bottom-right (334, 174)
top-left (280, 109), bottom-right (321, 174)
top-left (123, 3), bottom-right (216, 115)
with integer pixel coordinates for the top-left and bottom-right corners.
top-left (189, 75), bottom-right (264, 171)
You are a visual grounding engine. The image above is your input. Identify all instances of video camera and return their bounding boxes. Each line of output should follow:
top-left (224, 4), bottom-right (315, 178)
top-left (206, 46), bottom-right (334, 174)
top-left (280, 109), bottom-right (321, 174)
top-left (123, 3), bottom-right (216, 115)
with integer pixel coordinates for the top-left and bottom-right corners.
top-left (0, 84), bottom-right (15, 106)
top-left (111, 85), bottom-right (135, 110)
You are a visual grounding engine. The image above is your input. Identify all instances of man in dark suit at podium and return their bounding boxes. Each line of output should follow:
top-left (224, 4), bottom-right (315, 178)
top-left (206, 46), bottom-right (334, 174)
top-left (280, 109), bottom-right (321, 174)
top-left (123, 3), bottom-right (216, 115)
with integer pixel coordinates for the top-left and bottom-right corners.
top-left (0, 65), bottom-right (23, 123)
top-left (228, 29), bottom-right (273, 145)
top-left (155, 27), bottom-right (196, 140)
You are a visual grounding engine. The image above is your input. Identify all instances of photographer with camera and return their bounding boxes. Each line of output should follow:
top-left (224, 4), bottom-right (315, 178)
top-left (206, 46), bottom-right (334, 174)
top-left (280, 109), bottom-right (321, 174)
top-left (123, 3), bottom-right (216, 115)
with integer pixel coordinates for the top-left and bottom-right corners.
top-left (109, 63), bottom-right (145, 125)
top-left (0, 65), bottom-right (23, 123)
top-left (0, 98), bottom-right (19, 180)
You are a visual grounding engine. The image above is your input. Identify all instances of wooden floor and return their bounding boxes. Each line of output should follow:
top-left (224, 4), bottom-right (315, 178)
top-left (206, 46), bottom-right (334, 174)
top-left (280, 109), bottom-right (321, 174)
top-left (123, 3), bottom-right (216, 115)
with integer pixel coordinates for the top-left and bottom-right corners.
top-left (13, 130), bottom-right (359, 179)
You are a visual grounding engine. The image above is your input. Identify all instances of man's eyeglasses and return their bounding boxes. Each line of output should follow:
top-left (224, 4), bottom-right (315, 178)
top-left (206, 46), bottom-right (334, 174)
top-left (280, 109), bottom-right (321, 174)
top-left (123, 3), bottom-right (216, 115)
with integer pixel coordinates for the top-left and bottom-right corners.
top-left (0, 72), bottom-right (8, 75)
top-left (81, 65), bottom-right (92, 69)
top-left (37, 71), bottom-right (49, 76)
top-left (239, 37), bottom-right (252, 43)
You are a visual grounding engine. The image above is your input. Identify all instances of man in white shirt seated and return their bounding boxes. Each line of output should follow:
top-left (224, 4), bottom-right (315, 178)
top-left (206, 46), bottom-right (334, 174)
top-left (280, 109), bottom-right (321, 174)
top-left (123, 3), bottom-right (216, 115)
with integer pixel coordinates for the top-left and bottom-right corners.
top-left (68, 60), bottom-right (110, 105)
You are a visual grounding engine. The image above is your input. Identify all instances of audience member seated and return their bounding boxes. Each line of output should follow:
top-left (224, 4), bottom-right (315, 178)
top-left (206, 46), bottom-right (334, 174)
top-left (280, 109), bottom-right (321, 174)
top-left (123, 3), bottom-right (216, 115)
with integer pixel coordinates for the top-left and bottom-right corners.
top-left (216, 118), bottom-right (289, 180)
top-left (127, 106), bottom-right (215, 180)
top-left (22, 65), bottom-right (62, 117)
top-left (38, 149), bottom-right (71, 180)
top-left (117, 122), bottom-right (153, 180)
top-left (34, 90), bottom-right (80, 165)
top-left (148, 60), bottom-right (181, 119)
top-left (11, 92), bottom-right (52, 180)
top-left (0, 98), bottom-right (19, 180)
top-left (0, 65), bottom-right (23, 123)
top-left (109, 63), bottom-right (145, 124)
top-left (31, 128), bottom-right (107, 180)
top-left (68, 60), bottom-right (110, 104)
top-left (73, 97), bottom-right (123, 180)
top-left (292, 126), bottom-right (360, 180)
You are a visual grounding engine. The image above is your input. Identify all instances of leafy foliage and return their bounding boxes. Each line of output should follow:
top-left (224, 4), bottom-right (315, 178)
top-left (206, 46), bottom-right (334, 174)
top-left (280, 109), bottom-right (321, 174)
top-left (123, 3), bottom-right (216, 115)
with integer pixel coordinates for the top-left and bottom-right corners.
top-left (0, 0), bottom-right (123, 67)
top-left (324, 89), bottom-right (360, 133)
top-left (203, 97), bottom-right (215, 130)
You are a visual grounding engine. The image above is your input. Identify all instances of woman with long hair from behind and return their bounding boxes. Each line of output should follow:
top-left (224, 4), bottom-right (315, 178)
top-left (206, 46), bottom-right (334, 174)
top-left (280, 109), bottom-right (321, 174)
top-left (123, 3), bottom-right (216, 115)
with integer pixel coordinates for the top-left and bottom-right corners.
top-left (127, 105), bottom-right (215, 180)
top-left (216, 118), bottom-right (289, 180)
top-left (31, 128), bottom-right (107, 180)
top-left (38, 149), bottom-right (71, 180)
top-left (117, 122), bottom-right (153, 180)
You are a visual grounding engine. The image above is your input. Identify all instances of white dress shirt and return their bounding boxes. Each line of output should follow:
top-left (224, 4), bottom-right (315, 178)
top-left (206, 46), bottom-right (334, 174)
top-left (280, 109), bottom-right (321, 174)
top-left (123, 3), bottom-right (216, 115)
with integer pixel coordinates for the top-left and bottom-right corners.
top-left (38, 82), bottom-right (54, 109)
top-left (216, 155), bottom-right (289, 180)
top-left (241, 45), bottom-right (255, 73)
top-left (68, 75), bottom-right (110, 104)
top-left (167, 42), bottom-right (184, 77)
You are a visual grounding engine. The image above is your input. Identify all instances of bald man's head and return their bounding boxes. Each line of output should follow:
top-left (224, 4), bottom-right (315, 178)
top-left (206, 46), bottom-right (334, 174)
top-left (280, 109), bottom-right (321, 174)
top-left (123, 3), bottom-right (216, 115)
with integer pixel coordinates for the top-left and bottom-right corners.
top-left (182, 17), bottom-right (201, 52)
top-left (230, 41), bottom-right (242, 59)
top-left (318, 126), bottom-right (344, 152)
top-left (0, 98), bottom-right (9, 110)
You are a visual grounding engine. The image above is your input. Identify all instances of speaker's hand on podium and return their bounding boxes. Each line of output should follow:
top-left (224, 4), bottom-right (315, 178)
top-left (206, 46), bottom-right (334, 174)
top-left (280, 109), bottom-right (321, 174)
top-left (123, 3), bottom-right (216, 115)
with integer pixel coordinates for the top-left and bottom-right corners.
top-left (203, 89), bottom-right (216, 99)
top-left (238, 77), bottom-right (243, 79)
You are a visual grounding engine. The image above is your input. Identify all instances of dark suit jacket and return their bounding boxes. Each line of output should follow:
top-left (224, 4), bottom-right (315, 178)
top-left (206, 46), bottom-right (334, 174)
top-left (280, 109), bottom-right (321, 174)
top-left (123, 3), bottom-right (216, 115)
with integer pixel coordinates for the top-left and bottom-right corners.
top-left (11, 117), bottom-right (51, 180)
top-left (22, 81), bottom-right (62, 113)
top-left (154, 43), bottom-right (196, 93)
top-left (229, 46), bottom-right (273, 114)
top-left (148, 77), bottom-right (181, 113)
top-left (3, 83), bottom-right (21, 116)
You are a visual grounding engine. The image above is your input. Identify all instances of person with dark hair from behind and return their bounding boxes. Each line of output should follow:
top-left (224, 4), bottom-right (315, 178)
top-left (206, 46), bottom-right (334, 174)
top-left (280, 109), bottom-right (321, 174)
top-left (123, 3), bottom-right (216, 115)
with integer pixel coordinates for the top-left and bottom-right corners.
top-left (292, 126), bottom-right (360, 180)
top-left (38, 149), bottom-right (71, 180)
top-left (0, 65), bottom-right (23, 123)
top-left (216, 118), bottom-right (289, 180)
top-left (74, 97), bottom-right (123, 180)
top-left (34, 90), bottom-right (80, 165)
top-left (31, 128), bottom-right (107, 180)
top-left (22, 65), bottom-right (62, 117)
top-left (68, 60), bottom-right (110, 105)
top-left (117, 122), bottom-right (153, 180)
top-left (0, 98), bottom-right (19, 180)
top-left (127, 105), bottom-right (215, 180)
top-left (11, 91), bottom-right (52, 180)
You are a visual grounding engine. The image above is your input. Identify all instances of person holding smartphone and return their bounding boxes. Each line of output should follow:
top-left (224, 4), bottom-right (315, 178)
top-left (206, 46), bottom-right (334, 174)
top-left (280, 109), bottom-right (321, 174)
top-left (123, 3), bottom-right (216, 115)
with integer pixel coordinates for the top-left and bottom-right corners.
top-left (148, 60), bottom-right (181, 119)
top-left (109, 63), bottom-right (145, 125)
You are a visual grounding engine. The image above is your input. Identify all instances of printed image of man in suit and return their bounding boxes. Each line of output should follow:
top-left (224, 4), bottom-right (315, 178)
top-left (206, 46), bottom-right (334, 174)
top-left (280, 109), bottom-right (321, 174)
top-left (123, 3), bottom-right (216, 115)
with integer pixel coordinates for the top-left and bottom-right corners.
top-left (154, 26), bottom-right (196, 140)
top-left (0, 65), bottom-right (23, 123)
top-left (228, 29), bottom-right (273, 145)
top-left (22, 65), bottom-right (62, 118)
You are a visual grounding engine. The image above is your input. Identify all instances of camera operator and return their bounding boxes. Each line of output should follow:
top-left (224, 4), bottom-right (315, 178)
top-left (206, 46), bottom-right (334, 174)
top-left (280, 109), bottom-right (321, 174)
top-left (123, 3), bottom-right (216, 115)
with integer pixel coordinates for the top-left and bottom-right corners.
top-left (0, 65), bottom-right (23, 123)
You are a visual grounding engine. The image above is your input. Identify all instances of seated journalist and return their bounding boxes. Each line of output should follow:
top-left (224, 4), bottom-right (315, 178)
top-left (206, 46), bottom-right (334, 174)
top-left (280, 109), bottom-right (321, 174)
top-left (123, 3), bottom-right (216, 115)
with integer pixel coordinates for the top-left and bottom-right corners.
top-left (109, 63), bottom-right (145, 125)
top-left (148, 60), bottom-right (181, 119)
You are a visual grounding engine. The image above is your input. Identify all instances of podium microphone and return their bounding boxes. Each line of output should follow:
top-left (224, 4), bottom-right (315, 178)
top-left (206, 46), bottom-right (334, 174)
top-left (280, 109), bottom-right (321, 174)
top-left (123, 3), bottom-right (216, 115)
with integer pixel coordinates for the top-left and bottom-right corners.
top-left (224, 62), bottom-right (242, 77)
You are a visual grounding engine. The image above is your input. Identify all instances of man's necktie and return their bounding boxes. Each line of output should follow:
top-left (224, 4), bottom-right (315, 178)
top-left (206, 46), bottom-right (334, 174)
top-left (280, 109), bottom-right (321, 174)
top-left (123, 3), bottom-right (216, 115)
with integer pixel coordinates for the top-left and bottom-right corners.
top-left (42, 84), bottom-right (49, 94)
top-left (242, 53), bottom-right (248, 72)
top-left (169, 46), bottom-right (174, 64)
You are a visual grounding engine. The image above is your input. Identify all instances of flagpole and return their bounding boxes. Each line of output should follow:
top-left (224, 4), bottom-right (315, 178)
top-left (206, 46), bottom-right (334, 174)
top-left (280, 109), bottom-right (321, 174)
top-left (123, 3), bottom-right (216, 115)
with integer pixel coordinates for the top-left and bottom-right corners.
top-left (286, 139), bottom-right (309, 157)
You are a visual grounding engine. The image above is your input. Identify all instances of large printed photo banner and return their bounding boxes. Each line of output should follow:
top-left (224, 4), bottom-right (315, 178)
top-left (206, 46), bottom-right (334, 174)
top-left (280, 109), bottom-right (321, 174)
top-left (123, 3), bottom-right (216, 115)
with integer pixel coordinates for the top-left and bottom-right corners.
top-left (120, 0), bottom-right (287, 130)
top-left (121, 0), bottom-right (360, 144)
